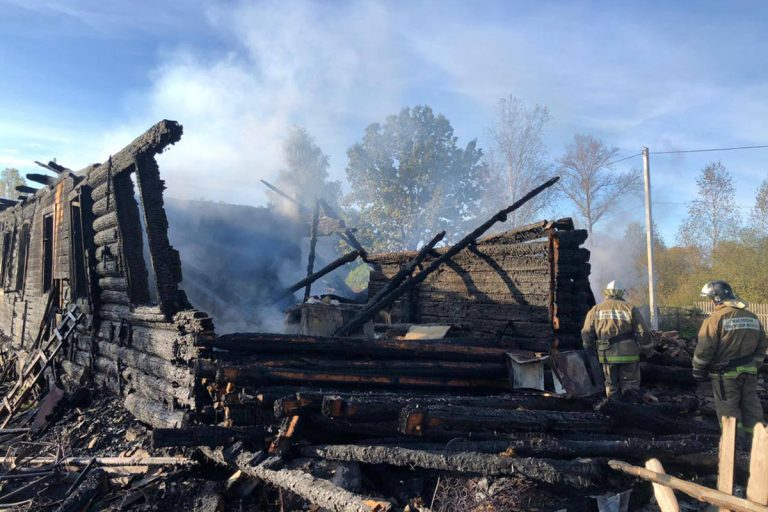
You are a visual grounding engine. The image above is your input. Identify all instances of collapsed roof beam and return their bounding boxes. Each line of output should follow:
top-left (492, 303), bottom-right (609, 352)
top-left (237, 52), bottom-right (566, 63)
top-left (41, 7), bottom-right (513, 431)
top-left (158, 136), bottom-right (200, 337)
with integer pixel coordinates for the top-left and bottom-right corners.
top-left (34, 160), bottom-right (70, 174)
top-left (26, 173), bottom-right (56, 186)
top-left (0, 198), bottom-right (18, 207)
top-left (16, 185), bottom-right (39, 195)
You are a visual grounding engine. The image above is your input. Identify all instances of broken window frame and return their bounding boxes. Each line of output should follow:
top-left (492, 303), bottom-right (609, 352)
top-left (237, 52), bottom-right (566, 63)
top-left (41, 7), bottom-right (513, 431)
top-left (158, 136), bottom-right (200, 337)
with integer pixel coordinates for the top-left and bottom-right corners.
top-left (69, 198), bottom-right (89, 300)
top-left (42, 213), bottom-right (54, 294)
top-left (14, 223), bottom-right (30, 292)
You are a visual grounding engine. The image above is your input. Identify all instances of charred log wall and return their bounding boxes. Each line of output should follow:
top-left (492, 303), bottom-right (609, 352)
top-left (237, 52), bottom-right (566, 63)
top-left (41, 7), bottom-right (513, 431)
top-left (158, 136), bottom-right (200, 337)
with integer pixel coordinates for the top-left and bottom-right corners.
top-left (366, 225), bottom-right (594, 351)
top-left (0, 120), bottom-right (213, 428)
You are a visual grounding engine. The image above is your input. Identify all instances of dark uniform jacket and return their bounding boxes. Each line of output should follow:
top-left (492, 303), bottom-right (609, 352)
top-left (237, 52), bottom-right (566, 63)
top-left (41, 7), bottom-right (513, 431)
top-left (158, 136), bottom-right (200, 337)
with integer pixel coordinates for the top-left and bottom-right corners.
top-left (581, 298), bottom-right (654, 364)
top-left (693, 303), bottom-right (767, 377)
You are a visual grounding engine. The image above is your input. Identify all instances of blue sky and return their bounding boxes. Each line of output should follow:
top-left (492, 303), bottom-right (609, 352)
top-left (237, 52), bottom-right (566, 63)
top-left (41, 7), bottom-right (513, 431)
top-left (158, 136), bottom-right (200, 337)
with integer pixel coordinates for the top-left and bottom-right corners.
top-left (1, 0), bottom-right (767, 244)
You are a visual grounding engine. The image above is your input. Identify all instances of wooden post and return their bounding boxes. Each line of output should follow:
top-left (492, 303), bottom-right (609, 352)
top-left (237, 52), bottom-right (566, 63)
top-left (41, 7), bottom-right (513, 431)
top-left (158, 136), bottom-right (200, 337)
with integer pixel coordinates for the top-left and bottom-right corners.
top-left (719, 416), bottom-right (738, 512)
top-left (608, 459), bottom-right (768, 512)
top-left (645, 458), bottom-right (680, 512)
top-left (747, 423), bottom-right (768, 505)
top-left (304, 201), bottom-right (321, 301)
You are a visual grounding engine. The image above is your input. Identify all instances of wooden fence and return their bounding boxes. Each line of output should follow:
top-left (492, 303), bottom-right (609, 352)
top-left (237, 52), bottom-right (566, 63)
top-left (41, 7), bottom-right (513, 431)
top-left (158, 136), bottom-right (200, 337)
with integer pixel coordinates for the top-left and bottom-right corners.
top-left (693, 301), bottom-right (768, 326)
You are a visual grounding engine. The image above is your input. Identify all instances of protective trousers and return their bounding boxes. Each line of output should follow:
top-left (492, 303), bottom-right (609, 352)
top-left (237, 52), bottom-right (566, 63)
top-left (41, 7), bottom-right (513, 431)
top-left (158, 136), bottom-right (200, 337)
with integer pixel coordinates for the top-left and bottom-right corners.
top-left (602, 362), bottom-right (640, 398)
top-left (711, 373), bottom-right (764, 434)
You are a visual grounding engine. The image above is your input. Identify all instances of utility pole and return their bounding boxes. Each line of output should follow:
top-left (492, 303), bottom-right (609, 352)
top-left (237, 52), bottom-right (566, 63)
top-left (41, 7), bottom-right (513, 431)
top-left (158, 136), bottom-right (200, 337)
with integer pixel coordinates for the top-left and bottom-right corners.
top-left (642, 147), bottom-right (658, 330)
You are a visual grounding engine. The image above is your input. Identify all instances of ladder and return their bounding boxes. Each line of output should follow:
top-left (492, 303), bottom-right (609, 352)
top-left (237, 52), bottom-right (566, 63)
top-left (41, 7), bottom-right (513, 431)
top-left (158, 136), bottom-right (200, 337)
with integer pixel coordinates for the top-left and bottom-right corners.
top-left (0, 303), bottom-right (83, 428)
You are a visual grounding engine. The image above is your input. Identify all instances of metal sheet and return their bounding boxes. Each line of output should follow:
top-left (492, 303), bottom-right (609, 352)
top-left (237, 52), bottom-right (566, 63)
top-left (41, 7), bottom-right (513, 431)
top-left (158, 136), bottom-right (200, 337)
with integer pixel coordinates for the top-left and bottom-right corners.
top-left (550, 349), bottom-right (604, 397)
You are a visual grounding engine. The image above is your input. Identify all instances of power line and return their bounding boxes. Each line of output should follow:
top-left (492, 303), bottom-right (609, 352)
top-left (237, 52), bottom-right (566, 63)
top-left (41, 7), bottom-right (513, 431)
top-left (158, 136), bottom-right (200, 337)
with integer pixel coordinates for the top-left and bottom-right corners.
top-left (604, 144), bottom-right (768, 167)
top-left (653, 144), bottom-right (768, 155)
top-left (606, 153), bottom-right (642, 166)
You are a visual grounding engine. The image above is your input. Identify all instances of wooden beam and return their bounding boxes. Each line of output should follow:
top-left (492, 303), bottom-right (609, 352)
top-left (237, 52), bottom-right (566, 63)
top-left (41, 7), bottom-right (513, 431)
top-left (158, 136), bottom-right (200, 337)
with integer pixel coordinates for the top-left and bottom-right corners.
top-left (15, 185), bottom-right (38, 195)
top-left (25, 173), bottom-right (56, 186)
top-left (747, 423), bottom-right (768, 505)
top-left (645, 458), bottom-right (680, 512)
top-left (608, 459), bottom-right (768, 512)
top-left (275, 250), bottom-right (361, 302)
top-left (719, 416), bottom-right (737, 512)
top-left (334, 176), bottom-right (560, 336)
top-left (301, 444), bottom-right (603, 488)
top-left (201, 446), bottom-right (392, 512)
top-left (304, 201), bottom-right (321, 300)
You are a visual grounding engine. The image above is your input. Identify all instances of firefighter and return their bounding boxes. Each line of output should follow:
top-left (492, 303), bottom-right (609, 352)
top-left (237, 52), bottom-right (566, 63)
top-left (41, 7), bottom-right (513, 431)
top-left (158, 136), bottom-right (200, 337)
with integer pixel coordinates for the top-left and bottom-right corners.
top-left (693, 280), bottom-right (767, 434)
top-left (581, 280), bottom-right (654, 400)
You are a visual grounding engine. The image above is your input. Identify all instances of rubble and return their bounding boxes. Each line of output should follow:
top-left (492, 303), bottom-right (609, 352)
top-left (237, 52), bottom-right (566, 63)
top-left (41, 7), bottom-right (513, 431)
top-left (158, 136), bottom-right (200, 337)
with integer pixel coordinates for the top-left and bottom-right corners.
top-left (0, 121), bottom-right (764, 510)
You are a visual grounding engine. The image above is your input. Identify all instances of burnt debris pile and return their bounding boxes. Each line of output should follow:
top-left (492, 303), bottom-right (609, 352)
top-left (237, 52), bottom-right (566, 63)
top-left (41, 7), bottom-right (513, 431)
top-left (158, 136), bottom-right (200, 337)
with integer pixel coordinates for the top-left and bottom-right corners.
top-left (0, 121), bottom-right (764, 511)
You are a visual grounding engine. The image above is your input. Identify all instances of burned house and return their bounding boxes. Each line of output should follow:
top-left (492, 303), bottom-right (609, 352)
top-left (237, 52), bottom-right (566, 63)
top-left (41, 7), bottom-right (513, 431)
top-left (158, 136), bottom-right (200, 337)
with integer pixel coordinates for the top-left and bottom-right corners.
top-left (0, 121), bottom-right (746, 511)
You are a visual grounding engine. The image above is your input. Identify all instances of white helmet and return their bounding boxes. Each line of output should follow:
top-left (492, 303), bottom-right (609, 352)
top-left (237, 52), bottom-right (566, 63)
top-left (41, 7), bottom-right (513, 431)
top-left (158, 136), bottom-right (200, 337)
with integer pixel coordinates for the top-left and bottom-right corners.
top-left (604, 280), bottom-right (625, 299)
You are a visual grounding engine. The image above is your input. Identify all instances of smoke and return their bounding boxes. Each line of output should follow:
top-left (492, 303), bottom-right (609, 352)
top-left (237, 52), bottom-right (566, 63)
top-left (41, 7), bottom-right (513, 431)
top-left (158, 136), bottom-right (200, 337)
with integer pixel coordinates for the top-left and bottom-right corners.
top-left (98, 0), bottom-right (403, 207)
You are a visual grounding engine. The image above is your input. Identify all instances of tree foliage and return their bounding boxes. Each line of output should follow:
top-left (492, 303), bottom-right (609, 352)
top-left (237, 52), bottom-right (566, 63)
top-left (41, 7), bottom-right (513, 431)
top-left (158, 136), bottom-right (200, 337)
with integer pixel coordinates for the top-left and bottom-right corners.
top-left (676, 161), bottom-right (741, 259)
top-left (0, 168), bottom-right (25, 199)
top-left (270, 127), bottom-right (341, 212)
top-left (484, 96), bottom-right (553, 226)
top-left (556, 135), bottom-right (641, 238)
top-left (345, 105), bottom-right (486, 252)
top-left (749, 177), bottom-right (768, 238)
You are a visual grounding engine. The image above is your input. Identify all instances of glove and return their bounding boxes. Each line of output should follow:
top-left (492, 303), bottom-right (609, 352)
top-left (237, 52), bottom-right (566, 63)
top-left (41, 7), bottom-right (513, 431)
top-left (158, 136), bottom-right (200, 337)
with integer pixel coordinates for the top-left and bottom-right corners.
top-left (692, 367), bottom-right (708, 382)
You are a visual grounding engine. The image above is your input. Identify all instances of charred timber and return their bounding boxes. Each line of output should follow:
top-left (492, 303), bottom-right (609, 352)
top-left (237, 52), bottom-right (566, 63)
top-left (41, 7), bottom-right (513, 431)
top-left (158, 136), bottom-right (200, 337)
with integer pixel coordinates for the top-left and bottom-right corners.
top-left (334, 176), bottom-right (560, 336)
top-left (596, 399), bottom-right (719, 435)
top-left (301, 444), bottom-right (604, 488)
top-left (201, 445), bottom-right (393, 512)
top-left (151, 426), bottom-right (266, 448)
top-left (205, 334), bottom-right (510, 362)
top-left (26, 173), bottom-right (56, 186)
top-left (208, 366), bottom-right (508, 391)
top-left (400, 405), bottom-right (613, 436)
top-left (275, 250), bottom-right (361, 302)
top-left (365, 230), bottom-right (445, 308)
top-left (322, 393), bottom-right (593, 423)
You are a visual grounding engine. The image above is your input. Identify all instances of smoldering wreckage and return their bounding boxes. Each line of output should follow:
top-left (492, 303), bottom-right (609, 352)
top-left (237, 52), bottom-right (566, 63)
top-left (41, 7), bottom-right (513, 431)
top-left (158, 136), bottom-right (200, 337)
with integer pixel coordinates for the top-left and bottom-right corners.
top-left (0, 120), bottom-right (763, 512)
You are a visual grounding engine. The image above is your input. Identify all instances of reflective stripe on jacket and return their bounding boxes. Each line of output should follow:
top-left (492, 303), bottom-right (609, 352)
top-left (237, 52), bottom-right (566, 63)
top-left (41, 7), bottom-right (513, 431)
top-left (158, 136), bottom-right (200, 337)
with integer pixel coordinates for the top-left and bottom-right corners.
top-left (581, 298), bottom-right (653, 364)
top-left (693, 303), bottom-right (768, 378)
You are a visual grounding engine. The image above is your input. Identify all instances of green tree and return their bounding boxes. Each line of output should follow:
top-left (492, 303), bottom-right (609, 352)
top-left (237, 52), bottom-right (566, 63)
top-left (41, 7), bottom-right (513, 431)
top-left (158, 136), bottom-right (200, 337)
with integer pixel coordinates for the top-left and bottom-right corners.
top-left (557, 135), bottom-right (641, 238)
top-left (270, 127), bottom-right (341, 211)
top-left (748, 177), bottom-right (768, 239)
top-left (485, 96), bottom-right (554, 226)
top-left (345, 106), bottom-right (486, 252)
top-left (0, 168), bottom-right (25, 199)
top-left (676, 161), bottom-right (740, 260)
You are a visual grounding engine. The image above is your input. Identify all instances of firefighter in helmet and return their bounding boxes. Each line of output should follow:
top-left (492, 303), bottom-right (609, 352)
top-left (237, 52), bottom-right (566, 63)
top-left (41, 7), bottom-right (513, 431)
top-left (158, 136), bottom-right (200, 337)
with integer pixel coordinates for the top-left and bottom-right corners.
top-left (693, 280), bottom-right (767, 434)
top-left (581, 280), bottom-right (654, 400)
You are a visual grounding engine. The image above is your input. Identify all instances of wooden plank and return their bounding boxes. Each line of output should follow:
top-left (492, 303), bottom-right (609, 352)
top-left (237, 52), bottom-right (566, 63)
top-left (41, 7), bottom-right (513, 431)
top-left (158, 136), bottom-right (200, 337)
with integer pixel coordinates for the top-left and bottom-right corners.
top-left (747, 423), bottom-right (768, 505)
top-left (609, 459), bottom-right (768, 512)
top-left (719, 416), bottom-right (737, 511)
top-left (645, 458), bottom-right (680, 512)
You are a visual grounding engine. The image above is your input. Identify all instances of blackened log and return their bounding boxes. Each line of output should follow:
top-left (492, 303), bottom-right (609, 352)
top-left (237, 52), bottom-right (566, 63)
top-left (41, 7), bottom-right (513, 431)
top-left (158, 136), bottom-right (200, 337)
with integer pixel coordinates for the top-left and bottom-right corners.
top-left (216, 366), bottom-right (508, 391)
top-left (274, 392), bottom-right (325, 418)
top-left (200, 445), bottom-right (392, 512)
top-left (596, 399), bottom-right (719, 435)
top-left (26, 173), bottom-right (56, 186)
top-left (55, 468), bottom-right (106, 512)
top-left (365, 230), bottom-right (446, 307)
top-left (304, 201), bottom-right (321, 300)
top-left (334, 176), bottom-right (560, 336)
top-left (640, 362), bottom-right (697, 387)
top-left (151, 426), bottom-right (266, 448)
top-left (323, 393), bottom-right (593, 423)
top-left (35, 160), bottom-right (67, 173)
top-left (301, 444), bottom-right (603, 488)
top-left (400, 405), bottom-right (612, 436)
top-left (206, 333), bottom-right (510, 362)
top-left (223, 358), bottom-right (507, 381)
top-left (16, 185), bottom-right (38, 195)
top-left (275, 250), bottom-right (361, 302)
top-left (124, 394), bottom-right (189, 428)
top-left (342, 434), bottom-right (715, 459)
